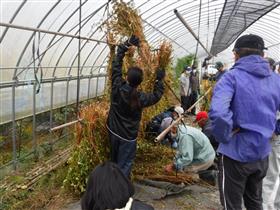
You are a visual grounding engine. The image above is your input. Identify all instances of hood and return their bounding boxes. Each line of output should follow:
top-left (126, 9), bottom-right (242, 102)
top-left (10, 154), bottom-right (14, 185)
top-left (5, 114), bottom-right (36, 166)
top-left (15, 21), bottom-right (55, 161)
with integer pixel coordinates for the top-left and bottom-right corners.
top-left (233, 55), bottom-right (271, 77)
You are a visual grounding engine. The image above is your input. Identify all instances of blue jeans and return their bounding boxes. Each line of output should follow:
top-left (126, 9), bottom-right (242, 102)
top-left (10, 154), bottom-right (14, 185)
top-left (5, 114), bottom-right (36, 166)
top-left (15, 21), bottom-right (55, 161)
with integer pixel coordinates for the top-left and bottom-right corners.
top-left (109, 132), bottom-right (137, 177)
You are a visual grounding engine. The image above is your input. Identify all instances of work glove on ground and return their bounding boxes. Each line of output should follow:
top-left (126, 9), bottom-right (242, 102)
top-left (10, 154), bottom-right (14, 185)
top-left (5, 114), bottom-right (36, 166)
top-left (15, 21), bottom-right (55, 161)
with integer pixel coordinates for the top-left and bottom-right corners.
top-left (156, 68), bottom-right (166, 81)
top-left (124, 35), bottom-right (140, 47)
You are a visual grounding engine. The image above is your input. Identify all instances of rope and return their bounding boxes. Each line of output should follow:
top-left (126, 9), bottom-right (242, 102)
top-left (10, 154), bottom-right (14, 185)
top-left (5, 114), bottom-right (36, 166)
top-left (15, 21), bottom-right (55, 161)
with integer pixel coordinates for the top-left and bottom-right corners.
top-left (32, 32), bottom-right (43, 94)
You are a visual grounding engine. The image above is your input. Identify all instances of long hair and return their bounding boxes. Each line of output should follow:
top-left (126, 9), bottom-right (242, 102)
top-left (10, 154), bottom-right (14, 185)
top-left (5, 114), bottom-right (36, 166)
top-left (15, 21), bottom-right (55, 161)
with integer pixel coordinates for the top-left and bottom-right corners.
top-left (81, 161), bottom-right (134, 210)
top-left (127, 67), bottom-right (143, 109)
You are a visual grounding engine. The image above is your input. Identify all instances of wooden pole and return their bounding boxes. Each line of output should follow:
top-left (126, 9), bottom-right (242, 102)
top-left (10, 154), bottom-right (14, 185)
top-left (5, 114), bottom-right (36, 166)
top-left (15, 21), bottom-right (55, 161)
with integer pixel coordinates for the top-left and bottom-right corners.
top-left (154, 87), bottom-right (212, 142)
top-left (50, 119), bottom-right (82, 132)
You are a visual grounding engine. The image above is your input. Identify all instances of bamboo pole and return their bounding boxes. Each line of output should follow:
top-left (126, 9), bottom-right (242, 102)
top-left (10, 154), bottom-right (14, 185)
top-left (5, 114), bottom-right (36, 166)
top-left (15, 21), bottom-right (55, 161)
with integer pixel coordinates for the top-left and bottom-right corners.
top-left (174, 9), bottom-right (212, 58)
top-left (154, 87), bottom-right (212, 142)
top-left (50, 119), bottom-right (82, 132)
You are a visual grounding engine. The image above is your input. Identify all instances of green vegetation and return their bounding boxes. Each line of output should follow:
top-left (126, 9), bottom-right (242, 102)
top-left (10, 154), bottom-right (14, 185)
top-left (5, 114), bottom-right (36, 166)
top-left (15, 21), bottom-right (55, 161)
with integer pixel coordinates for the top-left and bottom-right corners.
top-left (174, 54), bottom-right (197, 78)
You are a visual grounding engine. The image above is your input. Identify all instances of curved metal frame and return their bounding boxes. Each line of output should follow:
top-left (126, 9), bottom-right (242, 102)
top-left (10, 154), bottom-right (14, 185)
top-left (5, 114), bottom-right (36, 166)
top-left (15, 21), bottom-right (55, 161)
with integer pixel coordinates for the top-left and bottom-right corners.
top-left (13, 0), bottom-right (62, 79)
top-left (0, 0), bottom-right (27, 43)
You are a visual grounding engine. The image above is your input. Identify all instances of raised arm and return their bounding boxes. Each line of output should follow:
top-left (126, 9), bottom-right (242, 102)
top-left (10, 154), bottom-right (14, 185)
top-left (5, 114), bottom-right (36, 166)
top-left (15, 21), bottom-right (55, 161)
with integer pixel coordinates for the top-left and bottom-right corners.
top-left (111, 35), bottom-right (140, 89)
top-left (139, 68), bottom-right (165, 108)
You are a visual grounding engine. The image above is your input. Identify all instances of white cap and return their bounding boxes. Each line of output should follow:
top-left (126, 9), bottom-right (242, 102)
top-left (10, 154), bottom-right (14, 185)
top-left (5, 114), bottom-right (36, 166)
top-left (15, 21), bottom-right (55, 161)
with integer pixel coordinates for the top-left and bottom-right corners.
top-left (174, 106), bottom-right (184, 116)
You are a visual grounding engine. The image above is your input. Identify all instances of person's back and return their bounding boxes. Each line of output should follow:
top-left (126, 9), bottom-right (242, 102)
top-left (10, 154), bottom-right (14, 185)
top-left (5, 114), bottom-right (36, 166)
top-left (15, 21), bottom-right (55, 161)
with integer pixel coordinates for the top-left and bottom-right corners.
top-left (176, 125), bottom-right (215, 168)
top-left (108, 68), bottom-right (164, 141)
top-left (209, 34), bottom-right (280, 210)
top-left (210, 55), bottom-right (280, 161)
top-left (107, 35), bottom-right (165, 177)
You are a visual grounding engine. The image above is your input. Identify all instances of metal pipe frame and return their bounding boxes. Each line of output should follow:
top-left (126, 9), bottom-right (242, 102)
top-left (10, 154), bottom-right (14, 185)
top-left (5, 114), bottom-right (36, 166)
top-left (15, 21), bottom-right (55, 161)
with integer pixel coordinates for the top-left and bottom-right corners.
top-left (0, 74), bottom-right (107, 125)
top-left (144, 3), bottom-right (224, 43)
top-left (12, 0), bottom-right (152, 80)
top-left (52, 4), bottom-right (108, 77)
top-left (0, 65), bottom-right (106, 70)
top-left (13, 0), bottom-right (62, 79)
top-left (174, 9), bottom-right (212, 56)
top-left (0, 0), bottom-right (27, 43)
top-left (14, 2), bottom-right (106, 77)
top-left (0, 22), bottom-right (114, 47)
top-left (143, 1), bottom-right (222, 35)
top-left (0, 73), bottom-right (107, 89)
top-left (32, 82), bottom-right (37, 155)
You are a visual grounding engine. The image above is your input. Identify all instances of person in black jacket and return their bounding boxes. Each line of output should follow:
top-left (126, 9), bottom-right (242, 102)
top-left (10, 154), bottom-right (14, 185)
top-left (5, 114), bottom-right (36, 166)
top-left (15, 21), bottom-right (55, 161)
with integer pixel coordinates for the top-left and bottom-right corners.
top-left (81, 161), bottom-right (154, 210)
top-left (194, 111), bottom-right (218, 151)
top-left (107, 35), bottom-right (165, 177)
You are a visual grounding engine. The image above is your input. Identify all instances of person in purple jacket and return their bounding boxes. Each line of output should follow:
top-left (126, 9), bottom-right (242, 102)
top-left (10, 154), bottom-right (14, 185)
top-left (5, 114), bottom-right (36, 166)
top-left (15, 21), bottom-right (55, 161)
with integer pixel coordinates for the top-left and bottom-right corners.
top-left (209, 34), bottom-right (280, 210)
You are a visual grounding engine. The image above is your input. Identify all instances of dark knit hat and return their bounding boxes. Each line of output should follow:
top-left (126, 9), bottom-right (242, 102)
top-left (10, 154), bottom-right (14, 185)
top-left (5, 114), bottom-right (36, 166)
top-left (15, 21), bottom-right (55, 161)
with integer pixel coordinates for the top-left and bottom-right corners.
top-left (233, 34), bottom-right (267, 51)
top-left (215, 61), bottom-right (223, 69)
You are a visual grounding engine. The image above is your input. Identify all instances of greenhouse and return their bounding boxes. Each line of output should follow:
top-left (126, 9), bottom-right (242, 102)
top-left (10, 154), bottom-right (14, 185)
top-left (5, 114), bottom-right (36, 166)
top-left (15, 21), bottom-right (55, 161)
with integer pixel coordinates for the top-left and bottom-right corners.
top-left (1, 0), bottom-right (280, 209)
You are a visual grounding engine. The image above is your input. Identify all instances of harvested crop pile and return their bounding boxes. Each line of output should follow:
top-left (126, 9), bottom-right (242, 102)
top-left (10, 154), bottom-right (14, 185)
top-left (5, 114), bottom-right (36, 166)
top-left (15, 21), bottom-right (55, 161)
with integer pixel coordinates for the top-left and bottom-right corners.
top-left (64, 0), bottom-right (183, 193)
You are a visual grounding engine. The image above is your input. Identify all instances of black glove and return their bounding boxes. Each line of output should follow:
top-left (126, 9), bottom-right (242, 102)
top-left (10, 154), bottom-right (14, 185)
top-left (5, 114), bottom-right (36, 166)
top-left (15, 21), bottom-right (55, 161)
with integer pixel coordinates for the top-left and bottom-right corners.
top-left (156, 68), bottom-right (166, 80)
top-left (124, 35), bottom-right (140, 47)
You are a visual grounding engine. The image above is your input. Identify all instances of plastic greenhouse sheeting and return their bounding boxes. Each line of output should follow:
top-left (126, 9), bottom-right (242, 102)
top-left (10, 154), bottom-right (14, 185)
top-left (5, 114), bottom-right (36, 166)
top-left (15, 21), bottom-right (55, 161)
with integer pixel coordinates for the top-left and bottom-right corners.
top-left (210, 0), bottom-right (280, 56)
top-left (1, 0), bottom-right (280, 124)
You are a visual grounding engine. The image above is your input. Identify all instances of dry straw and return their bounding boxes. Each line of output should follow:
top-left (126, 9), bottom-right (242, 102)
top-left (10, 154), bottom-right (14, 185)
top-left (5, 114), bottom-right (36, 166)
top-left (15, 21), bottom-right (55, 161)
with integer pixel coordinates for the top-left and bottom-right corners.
top-left (65, 0), bottom-right (176, 193)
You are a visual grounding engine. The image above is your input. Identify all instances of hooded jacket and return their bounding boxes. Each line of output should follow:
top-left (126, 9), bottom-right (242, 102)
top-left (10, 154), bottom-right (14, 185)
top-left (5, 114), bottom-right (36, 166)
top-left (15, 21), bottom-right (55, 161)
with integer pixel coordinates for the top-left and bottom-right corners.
top-left (209, 55), bottom-right (280, 162)
top-left (107, 45), bottom-right (164, 140)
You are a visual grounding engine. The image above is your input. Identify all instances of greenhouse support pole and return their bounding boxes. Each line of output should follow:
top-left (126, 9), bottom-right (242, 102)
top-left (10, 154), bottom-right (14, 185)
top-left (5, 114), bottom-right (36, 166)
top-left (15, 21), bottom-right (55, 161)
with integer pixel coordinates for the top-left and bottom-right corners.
top-left (87, 76), bottom-right (91, 99)
top-left (50, 77), bottom-right (55, 129)
top-left (32, 82), bottom-right (37, 156)
top-left (174, 9), bottom-right (212, 57)
top-left (95, 71), bottom-right (100, 97)
top-left (12, 82), bottom-right (17, 170)
top-left (76, 0), bottom-right (82, 115)
top-left (64, 76), bottom-right (70, 124)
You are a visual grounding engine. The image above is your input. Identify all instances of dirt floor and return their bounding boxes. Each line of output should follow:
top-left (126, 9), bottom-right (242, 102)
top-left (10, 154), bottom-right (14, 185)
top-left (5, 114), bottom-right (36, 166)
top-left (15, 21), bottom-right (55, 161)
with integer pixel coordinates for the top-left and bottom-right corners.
top-left (63, 182), bottom-right (222, 210)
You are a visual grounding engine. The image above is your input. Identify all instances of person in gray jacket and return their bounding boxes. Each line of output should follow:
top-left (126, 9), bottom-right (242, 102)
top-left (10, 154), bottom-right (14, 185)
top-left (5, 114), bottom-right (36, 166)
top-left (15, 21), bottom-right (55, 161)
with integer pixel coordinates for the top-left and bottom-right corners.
top-left (262, 57), bottom-right (280, 210)
top-left (165, 124), bottom-right (215, 173)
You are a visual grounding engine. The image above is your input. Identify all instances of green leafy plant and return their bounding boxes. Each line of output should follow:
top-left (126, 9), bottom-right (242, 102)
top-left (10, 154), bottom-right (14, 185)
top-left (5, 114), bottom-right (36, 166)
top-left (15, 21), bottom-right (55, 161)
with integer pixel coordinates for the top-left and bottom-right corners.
top-left (63, 102), bottom-right (109, 193)
top-left (174, 54), bottom-right (197, 78)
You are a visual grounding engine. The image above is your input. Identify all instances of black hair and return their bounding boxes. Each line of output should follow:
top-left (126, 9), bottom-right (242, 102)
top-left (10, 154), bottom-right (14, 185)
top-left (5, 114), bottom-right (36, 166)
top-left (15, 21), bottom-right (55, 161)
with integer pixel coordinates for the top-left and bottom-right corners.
top-left (127, 67), bottom-right (143, 109)
top-left (127, 67), bottom-right (143, 88)
top-left (81, 161), bottom-right (134, 210)
top-left (234, 48), bottom-right (264, 58)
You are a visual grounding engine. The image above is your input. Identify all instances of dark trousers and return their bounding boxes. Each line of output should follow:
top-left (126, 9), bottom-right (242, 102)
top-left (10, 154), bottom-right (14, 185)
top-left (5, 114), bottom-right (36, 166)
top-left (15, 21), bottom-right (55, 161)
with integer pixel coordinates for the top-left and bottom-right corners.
top-left (109, 132), bottom-right (137, 178)
top-left (189, 91), bottom-right (198, 114)
top-left (218, 155), bottom-right (268, 210)
top-left (181, 95), bottom-right (191, 111)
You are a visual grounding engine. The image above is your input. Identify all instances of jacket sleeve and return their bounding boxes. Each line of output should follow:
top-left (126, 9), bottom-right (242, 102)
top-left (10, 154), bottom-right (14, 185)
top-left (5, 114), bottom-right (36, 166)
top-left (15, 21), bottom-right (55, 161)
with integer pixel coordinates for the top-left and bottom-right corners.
top-left (174, 135), bottom-right (193, 170)
top-left (209, 72), bottom-right (235, 143)
top-left (275, 119), bottom-right (280, 135)
top-left (111, 45), bottom-right (128, 90)
top-left (139, 80), bottom-right (164, 108)
top-left (275, 112), bottom-right (280, 135)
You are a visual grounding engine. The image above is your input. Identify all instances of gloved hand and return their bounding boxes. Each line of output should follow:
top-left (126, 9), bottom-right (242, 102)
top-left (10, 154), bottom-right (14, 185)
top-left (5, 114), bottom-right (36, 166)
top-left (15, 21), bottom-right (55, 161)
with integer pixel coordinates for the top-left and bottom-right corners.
top-left (124, 35), bottom-right (140, 47)
top-left (156, 68), bottom-right (166, 80)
